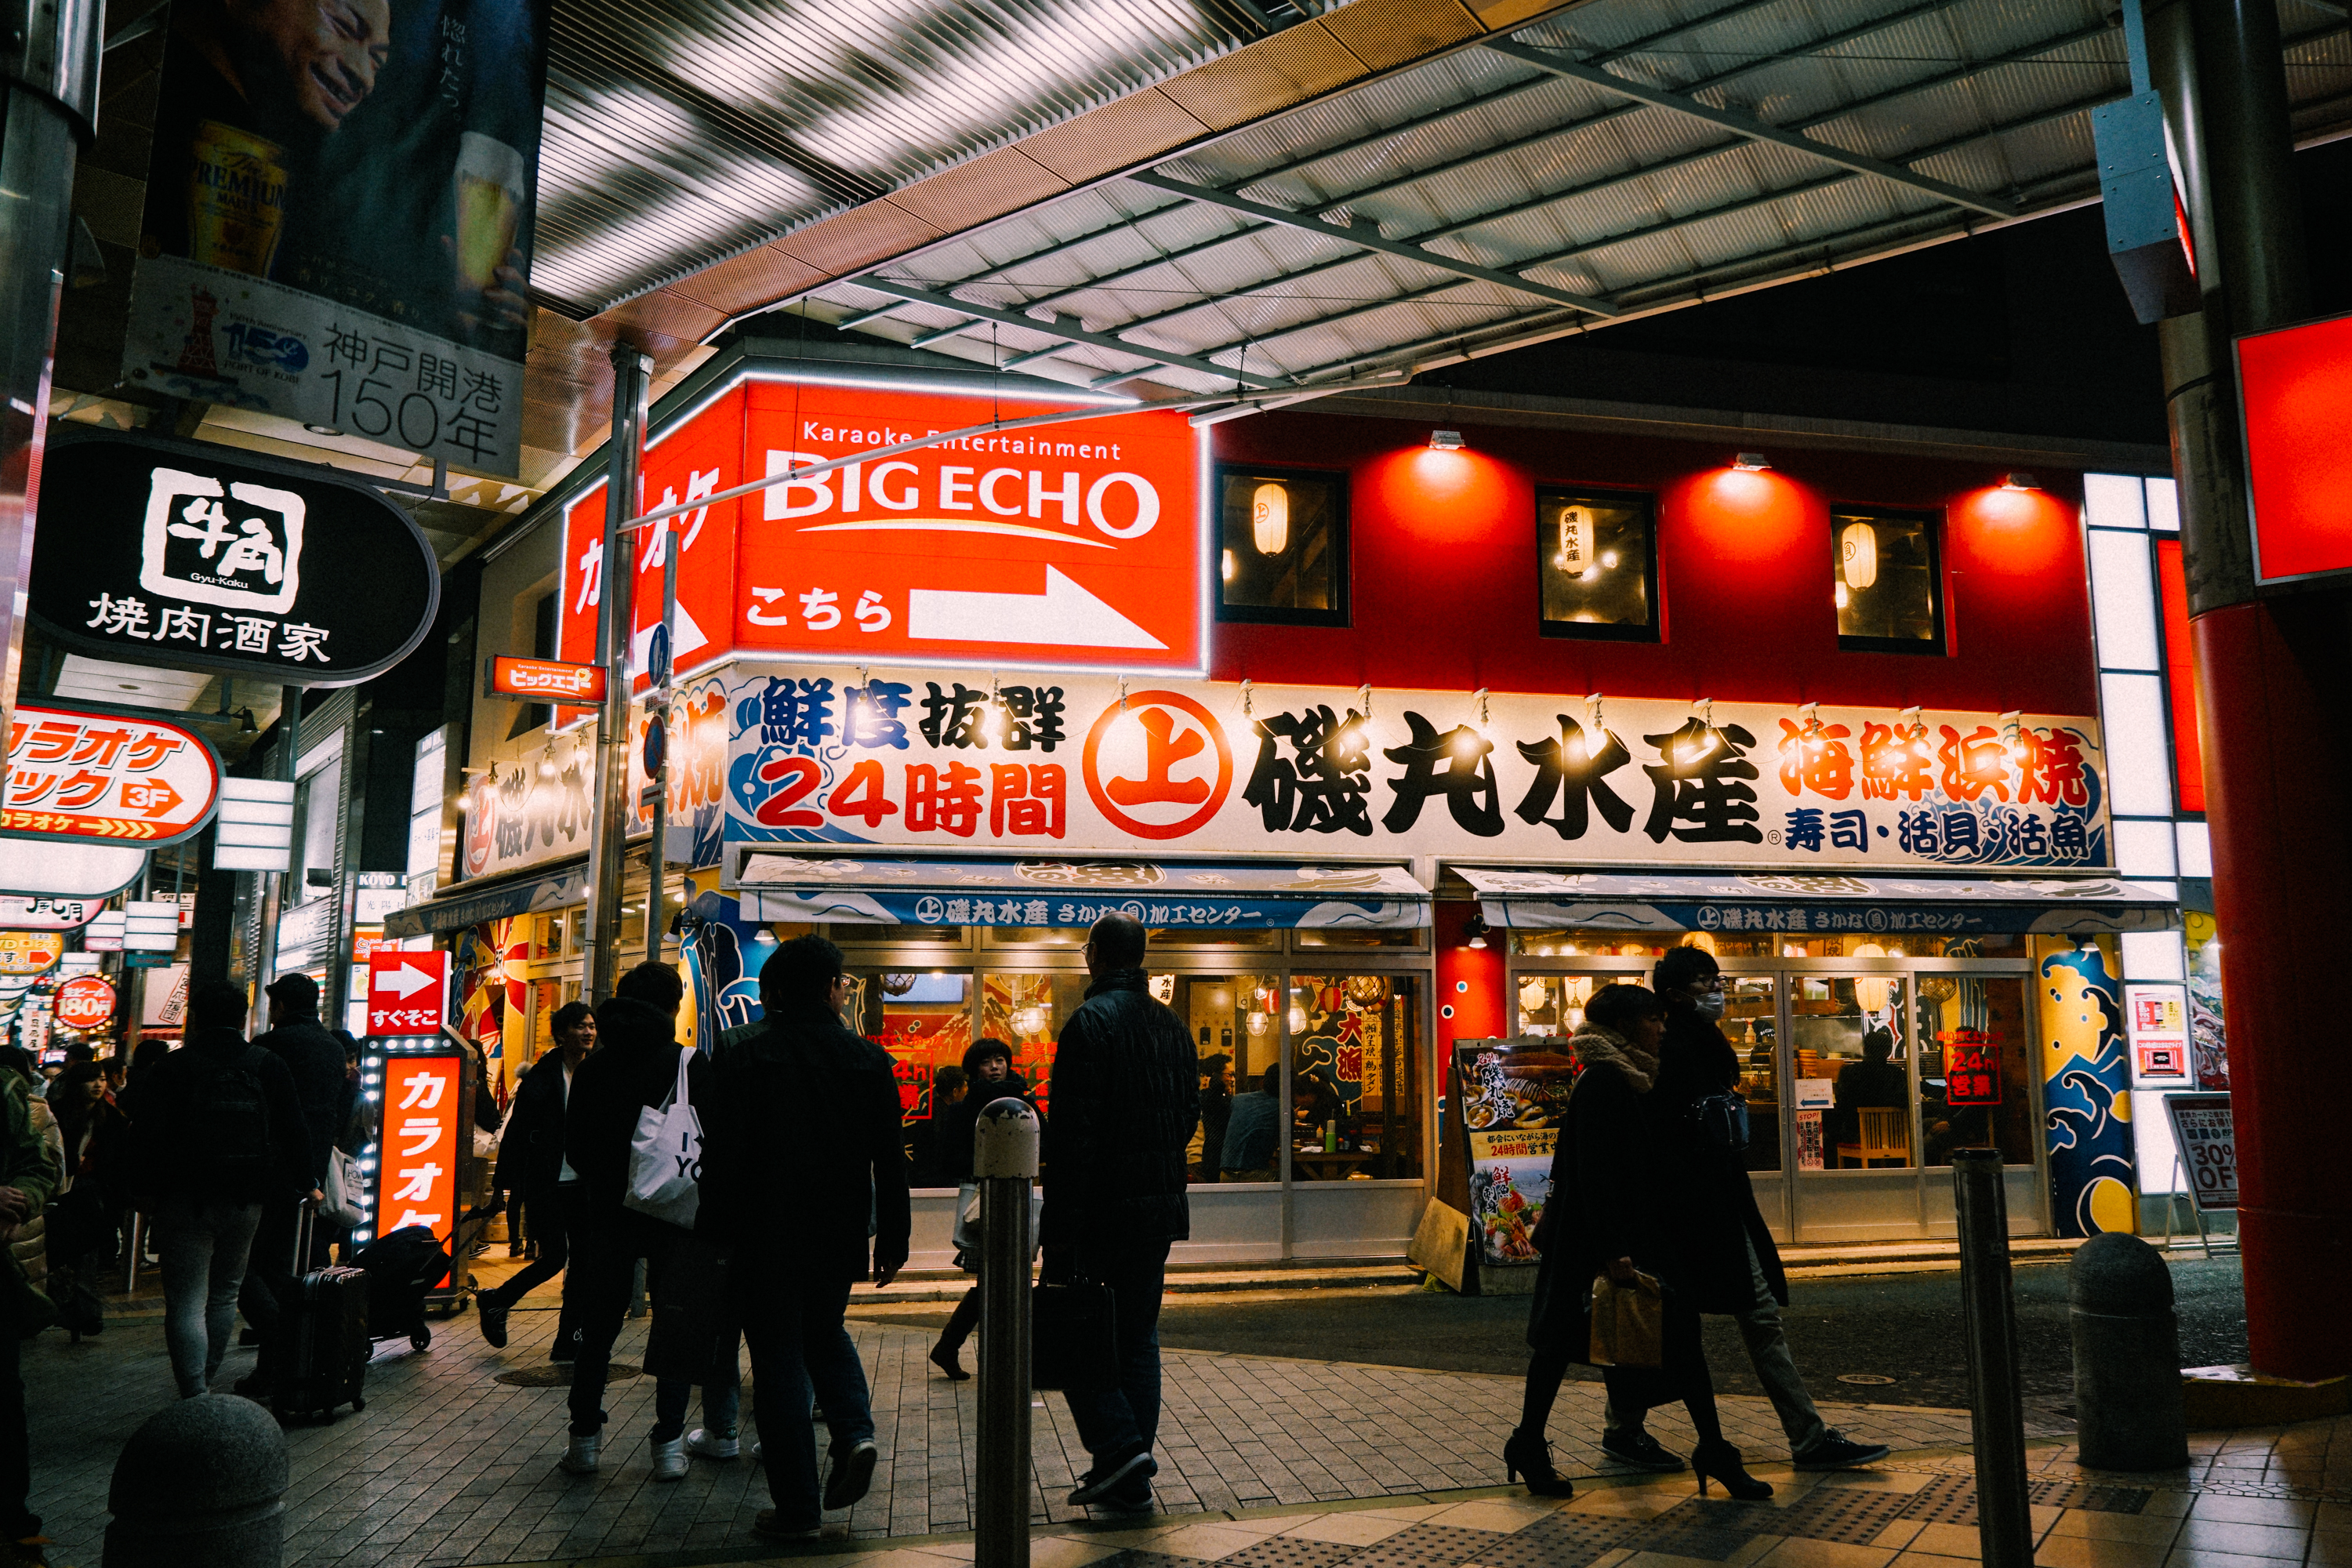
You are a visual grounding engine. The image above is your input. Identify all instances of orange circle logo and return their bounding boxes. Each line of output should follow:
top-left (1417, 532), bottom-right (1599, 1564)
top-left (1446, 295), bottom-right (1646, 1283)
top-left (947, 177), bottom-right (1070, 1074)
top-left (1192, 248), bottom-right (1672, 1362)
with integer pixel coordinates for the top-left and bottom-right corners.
top-left (1081, 690), bottom-right (1233, 841)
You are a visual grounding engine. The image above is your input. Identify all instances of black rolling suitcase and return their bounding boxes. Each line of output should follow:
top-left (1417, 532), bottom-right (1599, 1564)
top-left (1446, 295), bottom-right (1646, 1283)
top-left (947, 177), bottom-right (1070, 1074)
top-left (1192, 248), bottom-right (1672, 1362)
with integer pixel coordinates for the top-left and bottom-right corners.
top-left (275, 1213), bottom-right (371, 1424)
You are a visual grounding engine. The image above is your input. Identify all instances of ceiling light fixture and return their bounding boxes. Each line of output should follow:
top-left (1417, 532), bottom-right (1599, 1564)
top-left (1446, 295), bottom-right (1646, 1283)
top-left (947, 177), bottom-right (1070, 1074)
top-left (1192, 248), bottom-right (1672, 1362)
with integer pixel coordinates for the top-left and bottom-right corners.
top-left (1733, 452), bottom-right (1771, 471)
top-left (2002, 471), bottom-right (2041, 490)
top-left (1428, 429), bottom-right (1465, 451)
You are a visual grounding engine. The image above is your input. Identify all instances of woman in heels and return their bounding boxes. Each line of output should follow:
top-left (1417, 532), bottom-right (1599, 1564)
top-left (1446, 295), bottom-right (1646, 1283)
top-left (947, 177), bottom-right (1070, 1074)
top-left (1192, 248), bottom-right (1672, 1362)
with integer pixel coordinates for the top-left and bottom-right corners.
top-left (1504, 982), bottom-right (1773, 1502)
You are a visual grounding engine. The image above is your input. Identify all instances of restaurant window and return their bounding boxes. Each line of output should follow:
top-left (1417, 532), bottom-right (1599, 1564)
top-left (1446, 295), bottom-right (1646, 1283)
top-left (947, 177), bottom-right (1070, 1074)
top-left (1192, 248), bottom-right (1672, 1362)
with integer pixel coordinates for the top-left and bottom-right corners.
top-left (1723, 977), bottom-right (1782, 1175)
top-left (1285, 974), bottom-right (1424, 1181)
top-left (1917, 975), bottom-right (2036, 1166)
top-left (1536, 488), bottom-right (1657, 641)
top-left (1217, 466), bottom-right (1347, 626)
top-left (1833, 506), bottom-right (1944, 653)
top-left (1163, 974), bottom-right (1281, 1184)
top-left (848, 971), bottom-right (973, 1131)
top-left (1792, 975), bottom-right (1912, 1170)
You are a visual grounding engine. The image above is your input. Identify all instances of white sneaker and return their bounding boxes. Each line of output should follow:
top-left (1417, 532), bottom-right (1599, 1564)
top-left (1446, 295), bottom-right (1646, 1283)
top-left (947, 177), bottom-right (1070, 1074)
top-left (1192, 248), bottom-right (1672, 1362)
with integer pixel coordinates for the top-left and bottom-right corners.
top-left (561, 1431), bottom-right (601, 1475)
top-left (651, 1436), bottom-right (688, 1481)
top-left (685, 1428), bottom-right (739, 1461)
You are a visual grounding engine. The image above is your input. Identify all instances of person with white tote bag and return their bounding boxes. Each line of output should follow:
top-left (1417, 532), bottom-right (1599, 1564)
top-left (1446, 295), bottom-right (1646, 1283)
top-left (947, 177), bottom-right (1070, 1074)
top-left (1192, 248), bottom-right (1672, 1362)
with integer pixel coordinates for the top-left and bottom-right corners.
top-left (553, 963), bottom-right (710, 1482)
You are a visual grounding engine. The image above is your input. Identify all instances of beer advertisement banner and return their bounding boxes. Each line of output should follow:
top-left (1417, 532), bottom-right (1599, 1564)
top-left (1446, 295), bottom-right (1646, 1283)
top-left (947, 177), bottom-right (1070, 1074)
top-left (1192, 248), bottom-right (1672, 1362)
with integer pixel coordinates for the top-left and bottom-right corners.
top-left (122, 0), bottom-right (550, 475)
top-left (719, 665), bottom-right (2115, 874)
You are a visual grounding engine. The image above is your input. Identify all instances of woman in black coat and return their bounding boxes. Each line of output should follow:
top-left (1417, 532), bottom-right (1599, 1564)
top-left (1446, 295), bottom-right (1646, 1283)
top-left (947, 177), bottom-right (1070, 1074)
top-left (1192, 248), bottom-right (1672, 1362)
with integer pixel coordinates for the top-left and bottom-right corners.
top-left (928, 1038), bottom-right (1037, 1380)
top-left (1508, 983), bottom-right (1773, 1501)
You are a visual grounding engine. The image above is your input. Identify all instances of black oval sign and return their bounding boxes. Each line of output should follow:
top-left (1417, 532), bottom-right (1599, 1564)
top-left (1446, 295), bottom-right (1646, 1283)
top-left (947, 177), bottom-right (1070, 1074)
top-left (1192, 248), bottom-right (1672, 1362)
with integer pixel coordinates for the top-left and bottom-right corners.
top-left (29, 428), bottom-right (441, 688)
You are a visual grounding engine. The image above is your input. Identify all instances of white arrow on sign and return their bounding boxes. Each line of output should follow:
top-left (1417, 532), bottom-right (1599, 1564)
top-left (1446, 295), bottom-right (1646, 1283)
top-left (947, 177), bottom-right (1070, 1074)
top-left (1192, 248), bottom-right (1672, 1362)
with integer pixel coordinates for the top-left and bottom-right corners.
top-left (376, 963), bottom-right (438, 1000)
top-left (908, 567), bottom-right (1167, 649)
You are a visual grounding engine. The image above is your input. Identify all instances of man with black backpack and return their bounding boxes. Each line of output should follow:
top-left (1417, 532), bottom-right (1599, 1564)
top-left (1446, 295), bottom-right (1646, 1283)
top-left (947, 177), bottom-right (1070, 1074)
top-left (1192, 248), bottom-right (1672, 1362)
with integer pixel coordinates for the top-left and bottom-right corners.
top-left (129, 980), bottom-right (318, 1399)
top-left (234, 973), bottom-right (351, 1398)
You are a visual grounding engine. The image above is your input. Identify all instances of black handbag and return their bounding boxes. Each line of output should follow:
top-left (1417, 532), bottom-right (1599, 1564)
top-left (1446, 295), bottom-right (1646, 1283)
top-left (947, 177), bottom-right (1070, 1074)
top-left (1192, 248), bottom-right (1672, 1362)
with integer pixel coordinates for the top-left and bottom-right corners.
top-left (1029, 1277), bottom-right (1118, 1391)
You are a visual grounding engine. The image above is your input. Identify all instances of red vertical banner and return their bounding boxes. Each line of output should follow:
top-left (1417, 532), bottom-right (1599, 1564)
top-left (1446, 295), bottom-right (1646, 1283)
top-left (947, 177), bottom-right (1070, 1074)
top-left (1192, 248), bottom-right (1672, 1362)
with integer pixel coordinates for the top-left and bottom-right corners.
top-left (2154, 538), bottom-right (2206, 814)
top-left (376, 1053), bottom-right (463, 1243)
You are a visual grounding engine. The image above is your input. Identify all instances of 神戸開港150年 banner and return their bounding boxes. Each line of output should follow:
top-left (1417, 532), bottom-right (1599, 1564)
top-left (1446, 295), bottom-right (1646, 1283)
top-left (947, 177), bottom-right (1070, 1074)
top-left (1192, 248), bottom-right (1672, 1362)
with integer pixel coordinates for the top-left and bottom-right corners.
top-left (121, 0), bottom-right (550, 475)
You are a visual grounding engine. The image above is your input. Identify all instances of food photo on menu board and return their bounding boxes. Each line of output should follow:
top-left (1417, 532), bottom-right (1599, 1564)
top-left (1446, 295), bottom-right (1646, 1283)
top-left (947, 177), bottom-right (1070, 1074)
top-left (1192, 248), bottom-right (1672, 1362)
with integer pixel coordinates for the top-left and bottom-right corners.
top-left (1455, 1040), bottom-right (1580, 1269)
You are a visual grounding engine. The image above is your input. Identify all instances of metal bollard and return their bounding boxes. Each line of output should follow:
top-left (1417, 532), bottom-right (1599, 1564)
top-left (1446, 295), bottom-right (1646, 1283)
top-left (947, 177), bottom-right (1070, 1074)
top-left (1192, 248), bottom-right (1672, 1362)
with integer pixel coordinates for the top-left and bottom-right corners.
top-left (105, 1395), bottom-right (290, 1568)
top-left (2069, 1233), bottom-right (2191, 1469)
top-left (974, 1097), bottom-right (1040, 1568)
top-left (1953, 1150), bottom-right (2033, 1568)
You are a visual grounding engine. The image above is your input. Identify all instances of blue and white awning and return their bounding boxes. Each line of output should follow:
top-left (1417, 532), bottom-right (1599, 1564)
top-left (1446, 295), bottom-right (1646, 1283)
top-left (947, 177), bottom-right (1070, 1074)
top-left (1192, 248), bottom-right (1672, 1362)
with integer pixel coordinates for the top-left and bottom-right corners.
top-left (1455, 867), bottom-right (2179, 935)
top-left (737, 855), bottom-right (1429, 931)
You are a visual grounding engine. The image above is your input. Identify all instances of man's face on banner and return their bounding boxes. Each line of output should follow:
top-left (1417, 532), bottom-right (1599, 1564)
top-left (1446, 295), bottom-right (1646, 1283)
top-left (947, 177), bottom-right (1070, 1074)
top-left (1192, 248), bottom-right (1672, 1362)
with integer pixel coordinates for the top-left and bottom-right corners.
top-left (230, 0), bottom-right (390, 129)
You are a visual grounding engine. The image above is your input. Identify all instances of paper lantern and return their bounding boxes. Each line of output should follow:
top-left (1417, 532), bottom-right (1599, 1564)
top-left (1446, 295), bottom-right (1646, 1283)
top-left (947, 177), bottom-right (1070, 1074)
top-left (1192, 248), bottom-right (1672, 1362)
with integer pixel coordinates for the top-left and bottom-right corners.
top-left (1841, 521), bottom-right (1878, 590)
top-left (1554, 505), bottom-right (1590, 570)
top-left (1853, 944), bottom-right (1893, 1014)
top-left (1252, 481), bottom-right (1289, 556)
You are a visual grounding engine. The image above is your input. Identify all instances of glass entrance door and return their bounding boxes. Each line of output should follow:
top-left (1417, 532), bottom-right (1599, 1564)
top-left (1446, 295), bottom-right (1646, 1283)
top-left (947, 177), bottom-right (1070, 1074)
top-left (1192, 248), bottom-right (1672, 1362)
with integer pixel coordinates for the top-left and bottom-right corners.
top-left (1719, 975), bottom-right (1788, 1239)
top-left (1784, 973), bottom-right (1918, 1240)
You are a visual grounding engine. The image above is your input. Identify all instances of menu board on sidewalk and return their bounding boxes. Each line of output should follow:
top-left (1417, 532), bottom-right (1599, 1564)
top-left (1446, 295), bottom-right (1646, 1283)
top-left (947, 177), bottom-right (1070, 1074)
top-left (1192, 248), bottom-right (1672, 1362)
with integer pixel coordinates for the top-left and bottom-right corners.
top-left (1452, 1040), bottom-right (1578, 1270)
top-left (2163, 1094), bottom-right (2238, 1212)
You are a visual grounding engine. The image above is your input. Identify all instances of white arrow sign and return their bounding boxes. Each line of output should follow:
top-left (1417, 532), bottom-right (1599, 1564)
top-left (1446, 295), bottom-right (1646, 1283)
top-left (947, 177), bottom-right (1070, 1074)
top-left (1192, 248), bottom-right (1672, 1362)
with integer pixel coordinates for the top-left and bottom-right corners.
top-left (376, 962), bottom-right (437, 1000)
top-left (908, 567), bottom-right (1167, 649)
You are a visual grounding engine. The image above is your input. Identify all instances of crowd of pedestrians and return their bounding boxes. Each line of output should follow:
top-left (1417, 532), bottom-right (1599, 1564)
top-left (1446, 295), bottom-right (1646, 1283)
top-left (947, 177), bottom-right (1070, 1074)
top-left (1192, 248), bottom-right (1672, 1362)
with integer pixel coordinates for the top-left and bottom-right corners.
top-left (0, 914), bottom-right (1911, 1566)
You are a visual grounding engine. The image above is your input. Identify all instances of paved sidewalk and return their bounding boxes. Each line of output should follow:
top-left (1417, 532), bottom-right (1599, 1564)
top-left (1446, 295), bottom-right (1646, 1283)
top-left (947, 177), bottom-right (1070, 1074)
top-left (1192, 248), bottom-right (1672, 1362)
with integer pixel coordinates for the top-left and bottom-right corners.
top-left (24, 1273), bottom-right (2023, 1568)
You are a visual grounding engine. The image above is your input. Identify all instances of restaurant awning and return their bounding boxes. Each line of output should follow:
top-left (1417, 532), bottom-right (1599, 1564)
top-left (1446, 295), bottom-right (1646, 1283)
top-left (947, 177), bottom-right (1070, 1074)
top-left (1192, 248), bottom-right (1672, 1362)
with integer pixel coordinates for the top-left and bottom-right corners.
top-left (737, 855), bottom-right (1430, 931)
top-left (382, 858), bottom-right (590, 939)
top-left (1452, 867), bottom-right (2179, 936)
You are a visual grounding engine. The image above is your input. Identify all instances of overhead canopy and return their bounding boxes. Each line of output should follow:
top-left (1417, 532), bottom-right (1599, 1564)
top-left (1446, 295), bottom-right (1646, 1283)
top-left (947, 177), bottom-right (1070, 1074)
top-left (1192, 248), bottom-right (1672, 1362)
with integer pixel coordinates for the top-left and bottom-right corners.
top-left (1454, 866), bottom-right (2178, 935)
top-left (383, 859), bottom-right (590, 939)
top-left (738, 854), bottom-right (1429, 929)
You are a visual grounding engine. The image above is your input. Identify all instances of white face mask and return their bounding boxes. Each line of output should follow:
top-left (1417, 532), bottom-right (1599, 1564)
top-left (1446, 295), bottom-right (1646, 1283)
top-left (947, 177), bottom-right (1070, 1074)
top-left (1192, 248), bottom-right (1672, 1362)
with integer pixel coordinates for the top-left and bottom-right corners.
top-left (1694, 989), bottom-right (1726, 1019)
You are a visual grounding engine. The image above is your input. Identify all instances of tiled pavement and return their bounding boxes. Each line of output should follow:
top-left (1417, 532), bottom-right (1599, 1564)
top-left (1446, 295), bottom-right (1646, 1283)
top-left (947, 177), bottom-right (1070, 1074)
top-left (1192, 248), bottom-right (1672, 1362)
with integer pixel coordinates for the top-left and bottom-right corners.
top-left (24, 1267), bottom-right (2337, 1568)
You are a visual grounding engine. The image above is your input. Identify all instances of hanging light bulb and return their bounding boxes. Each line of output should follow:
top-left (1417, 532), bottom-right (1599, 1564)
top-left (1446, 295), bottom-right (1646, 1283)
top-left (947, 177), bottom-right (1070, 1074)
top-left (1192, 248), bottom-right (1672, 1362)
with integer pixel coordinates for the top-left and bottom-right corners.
top-left (1251, 481), bottom-right (1289, 556)
top-left (1841, 521), bottom-right (1879, 590)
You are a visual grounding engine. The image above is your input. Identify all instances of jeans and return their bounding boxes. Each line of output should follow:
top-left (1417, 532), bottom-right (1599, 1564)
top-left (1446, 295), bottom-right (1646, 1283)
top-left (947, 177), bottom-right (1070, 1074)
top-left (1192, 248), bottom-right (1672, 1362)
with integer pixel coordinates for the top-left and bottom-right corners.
top-left (1058, 1240), bottom-right (1171, 1468)
top-left (703, 1316), bottom-right (743, 1435)
top-left (1602, 1235), bottom-right (1826, 1452)
top-left (735, 1261), bottom-right (871, 1530)
top-left (566, 1214), bottom-right (696, 1441)
top-left (154, 1197), bottom-right (263, 1397)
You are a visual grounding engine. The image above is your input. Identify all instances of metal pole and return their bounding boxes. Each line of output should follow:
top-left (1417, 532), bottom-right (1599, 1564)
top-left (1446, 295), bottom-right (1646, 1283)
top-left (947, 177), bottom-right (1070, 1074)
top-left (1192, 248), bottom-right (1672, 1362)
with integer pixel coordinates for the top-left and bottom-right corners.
top-left (0, 0), bottom-right (102, 730)
top-left (645, 532), bottom-right (677, 962)
top-left (974, 1098), bottom-right (1039, 1568)
top-left (586, 347), bottom-right (651, 1002)
top-left (1953, 1149), bottom-right (2031, 1568)
top-left (249, 688), bottom-right (302, 1031)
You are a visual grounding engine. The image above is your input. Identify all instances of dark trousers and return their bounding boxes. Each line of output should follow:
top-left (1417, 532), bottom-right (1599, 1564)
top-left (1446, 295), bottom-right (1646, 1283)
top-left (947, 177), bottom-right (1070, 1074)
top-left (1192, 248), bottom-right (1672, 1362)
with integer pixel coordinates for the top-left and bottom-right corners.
top-left (735, 1261), bottom-right (872, 1530)
top-left (1059, 1240), bottom-right (1171, 1466)
top-left (565, 1212), bottom-right (695, 1439)
top-left (0, 1287), bottom-right (33, 1539)
top-left (482, 1184), bottom-right (575, 1314)
top-left (506, 1190), bottom-right (530, 1254)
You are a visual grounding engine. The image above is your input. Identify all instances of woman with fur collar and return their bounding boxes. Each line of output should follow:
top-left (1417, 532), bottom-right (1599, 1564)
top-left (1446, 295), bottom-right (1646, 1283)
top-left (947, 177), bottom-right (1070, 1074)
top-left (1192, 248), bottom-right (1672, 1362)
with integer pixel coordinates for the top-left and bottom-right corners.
top-left (1505, 982), bottom-right (1772, 1501)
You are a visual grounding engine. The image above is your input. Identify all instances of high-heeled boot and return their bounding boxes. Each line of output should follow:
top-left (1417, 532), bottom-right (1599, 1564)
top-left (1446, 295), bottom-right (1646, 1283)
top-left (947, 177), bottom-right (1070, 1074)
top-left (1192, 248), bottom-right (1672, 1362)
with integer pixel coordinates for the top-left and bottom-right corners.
top-left (1690, 1439), bottom-right (1773, 1501)
top-left (1502, 1428), bottom-right (1575, 1497)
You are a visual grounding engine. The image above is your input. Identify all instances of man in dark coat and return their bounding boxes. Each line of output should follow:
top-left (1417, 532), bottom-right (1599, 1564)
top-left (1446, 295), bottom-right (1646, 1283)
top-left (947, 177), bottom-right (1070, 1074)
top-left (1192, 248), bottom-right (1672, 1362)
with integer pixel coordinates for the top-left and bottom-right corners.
top-left (478, 1000), bottom-right (596, 1352)
top-left (698, 935), bottom-right (909, 1539)
top-left (559, 964), bottom-right (706, 1481)
top-left (1039, 913), bottom-right (1199, 1513)
top-left (1613, 946), bottom-right (1888, 1473)
top-left (234, 971), bottom-right (351, 1396)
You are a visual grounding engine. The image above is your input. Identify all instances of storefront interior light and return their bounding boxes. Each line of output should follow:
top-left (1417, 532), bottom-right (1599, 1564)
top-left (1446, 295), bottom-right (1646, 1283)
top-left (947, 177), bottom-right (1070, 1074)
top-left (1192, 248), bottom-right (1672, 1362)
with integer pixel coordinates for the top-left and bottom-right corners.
top-left (1840, 520), bottom-right (1879, 590)
top-left (1733, 452), bottom-right (1771, 471)
top-left (1221, 548), bottom-right (1236, 583)
top-left (1251, 481), bottom-right (1289, 556)
top-left (1428, 430), bottom-right (1465, 451)
top-left (1287, 1005), bottom-right (1308, 1033)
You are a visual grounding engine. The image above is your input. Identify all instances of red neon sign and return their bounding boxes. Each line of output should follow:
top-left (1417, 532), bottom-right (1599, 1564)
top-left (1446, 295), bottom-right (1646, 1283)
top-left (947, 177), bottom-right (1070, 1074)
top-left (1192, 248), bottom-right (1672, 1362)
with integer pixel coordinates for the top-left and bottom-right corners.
top-left (485, 655), bottom-right (608, 702)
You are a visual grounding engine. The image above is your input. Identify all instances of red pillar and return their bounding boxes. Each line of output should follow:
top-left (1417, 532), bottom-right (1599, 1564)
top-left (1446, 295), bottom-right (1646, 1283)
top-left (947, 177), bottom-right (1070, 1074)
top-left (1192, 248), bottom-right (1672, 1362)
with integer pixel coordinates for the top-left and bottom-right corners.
top-left (2192, 600), bottom-right (2352, 1380)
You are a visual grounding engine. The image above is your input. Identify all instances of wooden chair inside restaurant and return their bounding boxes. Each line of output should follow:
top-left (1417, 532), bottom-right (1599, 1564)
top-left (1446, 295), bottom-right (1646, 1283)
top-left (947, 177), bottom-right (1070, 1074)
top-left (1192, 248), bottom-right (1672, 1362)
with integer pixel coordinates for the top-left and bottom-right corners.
top-left (1836, 1105), bottom-right (1910, 1168)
